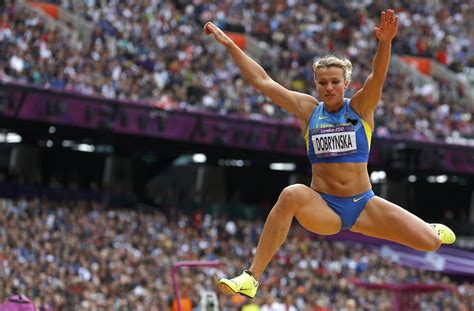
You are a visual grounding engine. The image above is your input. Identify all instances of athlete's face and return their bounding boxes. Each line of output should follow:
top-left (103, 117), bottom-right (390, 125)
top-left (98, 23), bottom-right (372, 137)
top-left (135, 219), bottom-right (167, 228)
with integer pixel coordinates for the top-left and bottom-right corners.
top-left (315, 67), bottom-right (347, 112)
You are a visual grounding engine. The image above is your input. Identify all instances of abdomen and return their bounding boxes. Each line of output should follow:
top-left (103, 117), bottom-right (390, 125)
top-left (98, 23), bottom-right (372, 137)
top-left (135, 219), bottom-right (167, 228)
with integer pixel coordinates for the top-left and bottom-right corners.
top-left (310, 162), bottom-right (371, 196)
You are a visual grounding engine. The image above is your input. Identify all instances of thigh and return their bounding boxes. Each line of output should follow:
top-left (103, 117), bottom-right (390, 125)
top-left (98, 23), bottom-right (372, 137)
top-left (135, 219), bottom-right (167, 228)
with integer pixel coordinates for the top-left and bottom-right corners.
top-left (350, 196), bottom-right (439, 251)
top-left (291, 184), bottom-right (342, 235)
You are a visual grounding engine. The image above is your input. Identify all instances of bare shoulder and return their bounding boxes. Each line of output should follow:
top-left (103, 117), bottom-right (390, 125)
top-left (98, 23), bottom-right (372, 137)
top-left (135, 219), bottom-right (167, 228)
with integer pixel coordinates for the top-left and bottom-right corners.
top-left (349, 91), bottom-right (375, 128)
top-left (291, 91), bottom-right (318, 125)
top-left (349, 90), bottom-right (364, 115)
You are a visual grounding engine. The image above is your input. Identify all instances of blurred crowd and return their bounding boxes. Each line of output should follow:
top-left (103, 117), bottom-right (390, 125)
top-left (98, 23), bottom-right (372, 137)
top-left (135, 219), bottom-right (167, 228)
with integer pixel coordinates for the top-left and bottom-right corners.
top-left (1, 196), bottom-right (472, 310)
top-left (0, 0), bottom-right (473, 143)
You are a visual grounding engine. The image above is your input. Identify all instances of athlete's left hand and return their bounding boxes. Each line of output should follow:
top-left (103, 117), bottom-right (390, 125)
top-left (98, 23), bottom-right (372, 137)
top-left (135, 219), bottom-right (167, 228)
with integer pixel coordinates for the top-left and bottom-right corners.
top-left (374, 9), bottom-right (398, 42)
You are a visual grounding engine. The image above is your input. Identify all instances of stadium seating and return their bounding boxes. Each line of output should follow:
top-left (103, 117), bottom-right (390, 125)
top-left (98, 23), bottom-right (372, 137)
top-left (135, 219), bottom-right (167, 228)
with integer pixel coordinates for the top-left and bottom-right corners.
top-left (0, 196), bottom-right (472, 309)
top-left (1, 1), bottom-right (472, 144)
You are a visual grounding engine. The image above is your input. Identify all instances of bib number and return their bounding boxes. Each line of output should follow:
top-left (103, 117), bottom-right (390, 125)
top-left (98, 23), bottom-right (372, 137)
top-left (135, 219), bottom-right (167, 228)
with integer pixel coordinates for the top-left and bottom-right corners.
top-left (311, 126), bottom-right (357, 158)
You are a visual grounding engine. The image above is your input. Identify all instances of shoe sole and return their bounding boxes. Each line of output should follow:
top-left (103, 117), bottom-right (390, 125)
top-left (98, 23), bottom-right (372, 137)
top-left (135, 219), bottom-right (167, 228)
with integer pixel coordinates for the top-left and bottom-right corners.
top-left (218, 282), bottom-right (254, 299)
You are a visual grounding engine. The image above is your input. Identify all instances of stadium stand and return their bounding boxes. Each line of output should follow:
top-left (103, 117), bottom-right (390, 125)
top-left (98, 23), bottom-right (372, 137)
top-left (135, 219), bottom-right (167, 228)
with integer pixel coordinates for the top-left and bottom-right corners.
top-left (0, 196), bottom-right (472, 310)
top-left (1, 0), bottom-right (472, 144)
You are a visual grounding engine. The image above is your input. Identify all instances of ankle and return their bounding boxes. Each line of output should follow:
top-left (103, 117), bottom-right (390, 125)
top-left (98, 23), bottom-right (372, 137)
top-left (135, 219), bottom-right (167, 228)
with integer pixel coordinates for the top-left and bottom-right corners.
top-left (245, 269), bottom-right (260, 282)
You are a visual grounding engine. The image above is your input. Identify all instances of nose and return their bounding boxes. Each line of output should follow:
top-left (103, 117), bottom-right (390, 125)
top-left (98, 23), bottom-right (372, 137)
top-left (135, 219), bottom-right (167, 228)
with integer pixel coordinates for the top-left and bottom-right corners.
top-left (326, 83), bottom-right (333, 91)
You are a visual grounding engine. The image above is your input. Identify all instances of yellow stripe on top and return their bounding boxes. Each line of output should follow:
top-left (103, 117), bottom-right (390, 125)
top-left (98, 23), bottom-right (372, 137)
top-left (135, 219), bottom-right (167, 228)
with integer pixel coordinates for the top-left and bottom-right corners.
top-left (304, 127), bottom-right (310, 152)
top-left (361, 119), bottom-right (373, 150)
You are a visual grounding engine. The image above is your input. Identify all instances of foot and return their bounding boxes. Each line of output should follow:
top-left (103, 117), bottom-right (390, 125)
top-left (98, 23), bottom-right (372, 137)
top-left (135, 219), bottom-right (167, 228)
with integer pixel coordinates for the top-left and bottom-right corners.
top-left (218, 270), bottom-right (259, 299)
top-left (431, 223), bottom-right (456, 244)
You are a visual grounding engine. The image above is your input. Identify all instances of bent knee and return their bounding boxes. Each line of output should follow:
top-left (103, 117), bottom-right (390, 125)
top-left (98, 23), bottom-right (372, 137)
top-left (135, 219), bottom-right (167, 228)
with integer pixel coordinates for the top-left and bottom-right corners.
top-left (416, 234), bottom-right (442, 252)
top-left (277, 184), bottom-right (310, 207)
top-left (274, 184), bottom-right (313, 214)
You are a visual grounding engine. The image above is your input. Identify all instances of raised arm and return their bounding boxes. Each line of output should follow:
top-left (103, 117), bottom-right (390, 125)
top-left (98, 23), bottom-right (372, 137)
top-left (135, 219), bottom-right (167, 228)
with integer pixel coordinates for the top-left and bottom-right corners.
top-left (351, 10), bottom-right (399, 124)
top-left (204, 22), bottom-right (317, 124)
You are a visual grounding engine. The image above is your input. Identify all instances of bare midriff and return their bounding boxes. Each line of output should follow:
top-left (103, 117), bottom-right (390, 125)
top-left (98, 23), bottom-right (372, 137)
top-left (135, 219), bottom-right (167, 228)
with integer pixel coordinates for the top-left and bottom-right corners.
top-left (310, 162), bottom-right (371, 196)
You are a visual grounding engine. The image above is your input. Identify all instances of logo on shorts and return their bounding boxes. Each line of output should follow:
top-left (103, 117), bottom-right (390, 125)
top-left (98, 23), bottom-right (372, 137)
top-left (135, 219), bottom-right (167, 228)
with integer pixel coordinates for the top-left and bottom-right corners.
top-left (353, 194), bottom-right (367, 202)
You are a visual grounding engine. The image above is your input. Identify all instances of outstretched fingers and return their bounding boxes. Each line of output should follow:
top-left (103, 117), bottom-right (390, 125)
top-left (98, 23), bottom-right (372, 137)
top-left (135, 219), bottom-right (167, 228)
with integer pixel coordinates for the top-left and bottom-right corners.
top-left (380, 9), bottom-right (397, 27)
top-left (386, 9), bottom-right (394, 24)
top-left (385, 9), bottom-right (398, 29)
top-left (393, 15), bottom-right (399, 29)
top-left (375, 9), bottom-right (398, 41)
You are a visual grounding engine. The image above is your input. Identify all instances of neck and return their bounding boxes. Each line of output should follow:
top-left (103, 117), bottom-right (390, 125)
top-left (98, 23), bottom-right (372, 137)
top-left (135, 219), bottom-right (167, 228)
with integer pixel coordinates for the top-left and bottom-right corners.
top-left (325, 99), bottom-right (345, 113)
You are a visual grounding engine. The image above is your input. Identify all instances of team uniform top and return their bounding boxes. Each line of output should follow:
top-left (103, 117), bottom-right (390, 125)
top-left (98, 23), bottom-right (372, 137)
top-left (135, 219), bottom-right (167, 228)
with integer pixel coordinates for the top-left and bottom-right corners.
top-left (305, 98), bottom-right (373, 164)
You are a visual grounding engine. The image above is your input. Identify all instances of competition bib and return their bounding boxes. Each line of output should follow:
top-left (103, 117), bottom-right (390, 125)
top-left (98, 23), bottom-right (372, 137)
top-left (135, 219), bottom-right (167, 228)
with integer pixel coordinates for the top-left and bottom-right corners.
top-left (311, 125), bottom-right (357, 158)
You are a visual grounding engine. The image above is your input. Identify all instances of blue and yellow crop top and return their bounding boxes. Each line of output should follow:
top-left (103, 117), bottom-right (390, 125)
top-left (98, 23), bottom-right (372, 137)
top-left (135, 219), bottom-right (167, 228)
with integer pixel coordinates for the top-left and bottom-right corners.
top-left (304, 98), bottom-right (373, 164)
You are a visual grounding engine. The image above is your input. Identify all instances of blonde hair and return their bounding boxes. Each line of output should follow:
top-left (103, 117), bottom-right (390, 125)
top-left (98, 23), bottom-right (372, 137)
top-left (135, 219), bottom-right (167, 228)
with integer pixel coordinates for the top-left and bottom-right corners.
top-left (312, 56), bottom-right (353, 84)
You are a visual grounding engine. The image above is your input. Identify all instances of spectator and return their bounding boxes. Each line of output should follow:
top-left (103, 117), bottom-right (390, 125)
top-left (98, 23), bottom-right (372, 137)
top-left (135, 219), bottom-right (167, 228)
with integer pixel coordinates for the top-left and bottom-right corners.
top-left (0, 195), bottom-right (471, 309)
top-left (0, 1), bottom-right (471, 145)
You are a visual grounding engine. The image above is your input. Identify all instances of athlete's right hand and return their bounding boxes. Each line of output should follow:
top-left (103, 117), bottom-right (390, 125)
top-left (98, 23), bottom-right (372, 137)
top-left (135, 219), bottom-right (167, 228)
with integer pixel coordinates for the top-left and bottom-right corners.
top-left (203, 22), bottom-right (234, 47)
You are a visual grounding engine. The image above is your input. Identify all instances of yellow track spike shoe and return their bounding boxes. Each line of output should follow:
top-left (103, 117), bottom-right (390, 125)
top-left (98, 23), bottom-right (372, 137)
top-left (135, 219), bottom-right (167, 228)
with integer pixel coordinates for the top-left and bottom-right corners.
top-left (218, 270), bottom-right (259, 299)
top-left (431, 223), bottom-right (456, 244)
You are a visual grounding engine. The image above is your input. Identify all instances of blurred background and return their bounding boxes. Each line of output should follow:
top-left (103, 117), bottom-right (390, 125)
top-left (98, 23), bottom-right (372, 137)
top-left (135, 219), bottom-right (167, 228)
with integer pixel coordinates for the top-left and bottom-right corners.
top-left (0, 0), bottom-right (473, 310)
